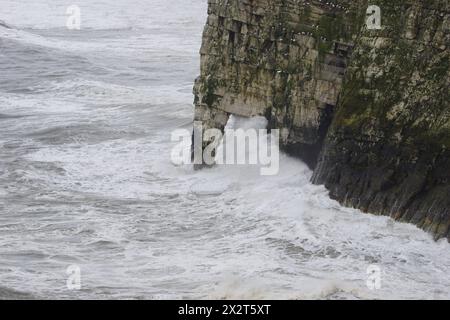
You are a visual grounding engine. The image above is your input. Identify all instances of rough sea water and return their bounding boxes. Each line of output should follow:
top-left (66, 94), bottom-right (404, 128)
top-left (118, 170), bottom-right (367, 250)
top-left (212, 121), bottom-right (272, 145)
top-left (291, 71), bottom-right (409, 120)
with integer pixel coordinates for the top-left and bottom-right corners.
top-left (0, 0), bottom-right (449, 300)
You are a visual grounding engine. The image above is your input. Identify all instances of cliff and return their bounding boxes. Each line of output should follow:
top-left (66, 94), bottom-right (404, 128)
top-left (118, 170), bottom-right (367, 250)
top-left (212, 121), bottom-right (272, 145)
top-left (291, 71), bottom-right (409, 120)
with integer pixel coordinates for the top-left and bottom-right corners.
top-left (193, 0), bottom-right (450, 240)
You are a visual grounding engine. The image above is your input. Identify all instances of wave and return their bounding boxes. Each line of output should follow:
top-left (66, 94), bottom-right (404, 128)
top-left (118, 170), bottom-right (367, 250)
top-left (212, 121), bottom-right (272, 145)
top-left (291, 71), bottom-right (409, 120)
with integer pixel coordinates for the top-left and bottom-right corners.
top-left (0, 286), bottom-right (36, 300)
top-left (0, 27), bottom-right (108, 52)
top-left (207, 273), bottom-right (369, 300)
top-left (0, 20), bottom-right (12, 29)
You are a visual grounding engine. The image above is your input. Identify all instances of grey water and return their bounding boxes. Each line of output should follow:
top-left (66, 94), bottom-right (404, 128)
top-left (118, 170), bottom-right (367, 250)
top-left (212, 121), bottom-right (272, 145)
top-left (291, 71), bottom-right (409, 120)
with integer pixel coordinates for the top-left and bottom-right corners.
top-left (0, 0), bottom-right (449, 300)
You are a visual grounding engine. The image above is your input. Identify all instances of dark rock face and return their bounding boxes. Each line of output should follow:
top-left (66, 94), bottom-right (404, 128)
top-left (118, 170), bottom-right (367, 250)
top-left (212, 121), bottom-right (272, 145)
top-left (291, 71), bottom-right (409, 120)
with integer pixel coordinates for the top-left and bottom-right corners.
top-left (194, 0), bottom-right (450, 240)
top-left (313, 0), bottom-right (450, 240)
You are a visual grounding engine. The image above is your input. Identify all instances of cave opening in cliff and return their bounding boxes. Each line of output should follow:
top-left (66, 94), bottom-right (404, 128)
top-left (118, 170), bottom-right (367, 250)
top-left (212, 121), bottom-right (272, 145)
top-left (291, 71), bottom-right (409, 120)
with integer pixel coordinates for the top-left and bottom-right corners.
top-left (318, 103), bottom-right (335, 143)
top-left (228, 30), bottom-right (236, 44)
top-left (284, 103), bottom-right (336, 170)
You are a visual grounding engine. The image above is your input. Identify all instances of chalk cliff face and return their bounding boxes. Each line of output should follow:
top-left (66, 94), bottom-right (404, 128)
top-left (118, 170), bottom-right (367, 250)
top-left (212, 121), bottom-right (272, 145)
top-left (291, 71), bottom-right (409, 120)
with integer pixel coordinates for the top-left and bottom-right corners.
top-left (194, 0), bottom-right (367, 167)
top-left (193, 0), bottom-right (450, 240)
